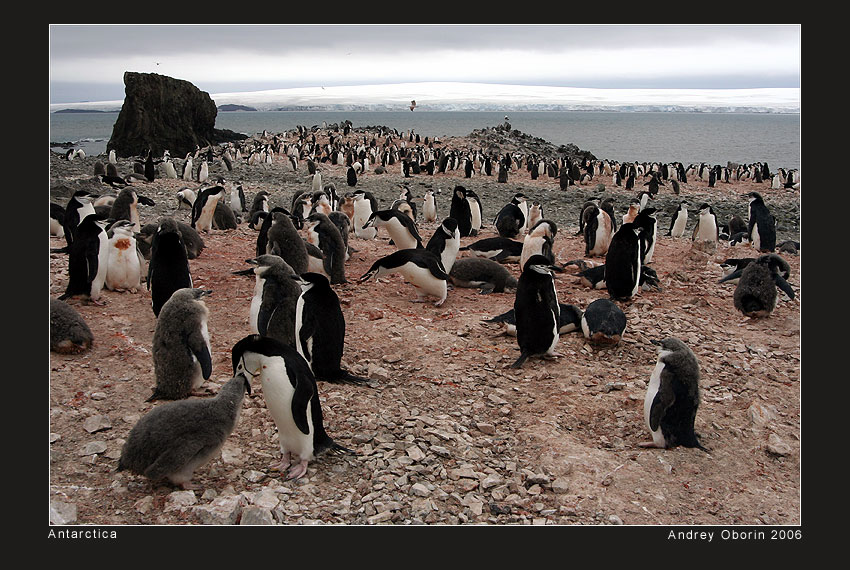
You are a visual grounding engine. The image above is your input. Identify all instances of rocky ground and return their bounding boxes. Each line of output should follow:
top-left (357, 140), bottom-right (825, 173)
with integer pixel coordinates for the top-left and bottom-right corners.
top-left (48, 124), bottom-right (801, 527)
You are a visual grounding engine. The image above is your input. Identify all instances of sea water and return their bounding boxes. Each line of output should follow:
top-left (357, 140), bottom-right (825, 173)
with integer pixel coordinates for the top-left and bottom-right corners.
top-left (49, 110), bottom-right (801, 170)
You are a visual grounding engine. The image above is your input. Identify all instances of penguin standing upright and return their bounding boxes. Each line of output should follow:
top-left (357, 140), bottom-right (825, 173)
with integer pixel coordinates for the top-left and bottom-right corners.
top-left (352, 191), bottom-right (378, 239)
top-left (494, 194), bottom-right (527, 238)
top-left (520, 219), bottom-right (558, 269)
top-left (363, 209), bottom-right (423, 250)
top-left (581, 298), bottom-right (627, 345)
top-left (58, 214), bottom-right (109, 304)
top-left (327, 211), bottom-right (353, 260)
top-left (667, 202), bottom-right (688, 238)
top-left (510, 254), bottom-right (560, 369)
top-left (263, 210), bottom-right (309, 273)
top-left (230, 183), bottom-right (247, 217)
top-left (248, 190), bottom-right (271, 225)
top-left (641, 337), bottom-right (707, 451)
top-left (147, 217), bottom-right (193, 317)
top-left (425, 218), bottom-right (461, 273)
top-left (50, 298), bottom-right (94, 354)
top-left (347, 166), bottom-right (358, 187)
top-left (236, 254), bottom-right (302, 346)
top-left (304, 212), bottom-right (348, 284)
top-left (148, 288), bottom-right (213, 401)
top-left (232, 334), bottom-right (352, 480)
top-left (118, 373), bottom-right (251, 489)
top-left (62, 190), bottom-right (98, 247)
top-left (583, 198), bottom-right (616, 257)
top-left (747, 191), bottom-right (777, 252)
top-left (604, 222), bottom-right (644, 301)
top-left (191, 186), bottom-right (226, 232)
top-left (733, 253), bottom-right (795, 318)
top-left (633, 207), bottom-right (658, 264)
top-left (465, 189), bottom-right (483, 236)
top-left (358, 248), bottom-right (449, 306)
top-left (449, 186), bottom-right (474, 237)
top-left (176, 188), bottom-right (196, 211)
top-left (109, 188), bottom-right (145, 232)
top-left (423, 190), bottom-right (437, 223)
top-left (294, 272), bottom-right (368, 384)
top-left (104, 220), bottom-right (143, 292)
top-left (692, 203), bottom-right (719, 244)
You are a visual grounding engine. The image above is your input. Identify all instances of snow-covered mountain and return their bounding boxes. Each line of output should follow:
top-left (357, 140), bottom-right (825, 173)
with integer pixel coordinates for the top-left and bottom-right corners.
top-left (49, 82), bottom-right (801, 114)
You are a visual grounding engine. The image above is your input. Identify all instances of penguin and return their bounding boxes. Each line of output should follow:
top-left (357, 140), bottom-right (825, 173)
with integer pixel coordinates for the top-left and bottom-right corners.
top-left (640, 337), bottom-right (707, 451)
top-left (777, 240), bottom-right (800, 255)
top-left (494, 200), bottom-right (525, 239)
top-left (304, 212), bottom-right (347, 284)
top-left (108, 188), bottom-right (142, 232)
top-left (583, 199), bottom-right (616, 257)
top-left (520, 219), bottom-right (558, 269)
top-left (449, 257), bottom-right (518, 294)
top-left (248, 190), bottom-right (271, 225)
top-left (294, 272), bottom-right (368, 384)
top-left (465, 189), bottom-right (483, 236)
top-left (352, 191), bottom-right (378, 240)
top-left (230, 183), bottom-right (247, 216)
top-left (263, 210), bottom-right (309, 274)
top-left (449, 186), bottom-right (474, 237)
top-left (58, 214), bottom-right (109, 304)
top-left (191, 185), bottom-right (226, 232)
top-left (526, 200), bottom-right (543, 230)
top-left (604, 222), bottom-right (644, 301)
top-left (104, 220), bottom-right (142, 293)
top-left (197, 160), bottom-right (209, 183)
top-left (339, 193), bottom-right (356, 226)
top-left (423, 190), bottom-right (437, 223)
top-left (485, 303), bottom-right (582, 337)
top-left (147, 217), bottom-right (193, 317)
top-left (358, 248), bottom-right (449, 307)
top-left (510, 254), bottom-right (561, 369)
top-left (460, 237), bottom-right (524, 264)
top-left (236, 254), bottom-right (301, 347)
top-left (118, 373), bottom-right (251, 489)
top-left (363, 209), bottom-right (423, 250)
top-left (733, 254), bottom-right (795, 318)
top-left (622, 199), bottom-right (641, 225)
top-left (182, 155), bottom-right (194, 181)
top-left (347, 165), bottom-right (358, 187)
top-left (50, 298), bottom-right (94, 354)
top-left (148, 288), bottom-right (213, 401)
top-left (62, 190), bottom-right (98, 247)
top-left (137, 219), bottom-right (205, 261)
top-left (50, 203), bottom-right (66, 238)
top-left (581, 298), bottom-right (627, 346)
top-left (176, 188), bottom-right (196, 211)
top-left (212, 201), bottom-right (239, 230)
top-left (327, 211), bottom-right (353, 260)
top-left (633, 207), bottom-right (658, 264)
top-left (747, 192), bottom-right (777, 253)
top-left (692, 203), bottom-right (719, 244)
top-left (232, 334), bottom-right (352, 480)
top-left (667, 202), bottom-right (688, 238)
top-left (424, 217), bottom-right (461, 273)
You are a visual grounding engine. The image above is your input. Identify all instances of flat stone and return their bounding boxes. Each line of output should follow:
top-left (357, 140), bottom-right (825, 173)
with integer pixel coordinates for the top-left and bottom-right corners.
top-left (766, 433), bottom-right (792, 456)
top-left (240, 506), bottom-right (275, 525)
top-left (411, 483), bottom-right (431, 497)
top-left (49, 500), bottom-right (77, 525)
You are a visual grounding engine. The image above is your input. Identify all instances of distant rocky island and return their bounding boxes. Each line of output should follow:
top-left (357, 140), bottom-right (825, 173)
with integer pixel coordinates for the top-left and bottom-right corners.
top-left (53, 108), bottom-right (116, 114)
top-left (217, 104), bottom-right (258, 112)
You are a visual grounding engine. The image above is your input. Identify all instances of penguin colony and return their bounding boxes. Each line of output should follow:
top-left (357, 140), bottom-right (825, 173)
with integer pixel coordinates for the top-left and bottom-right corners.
top-left (50, 124), bottom-right (799, 501)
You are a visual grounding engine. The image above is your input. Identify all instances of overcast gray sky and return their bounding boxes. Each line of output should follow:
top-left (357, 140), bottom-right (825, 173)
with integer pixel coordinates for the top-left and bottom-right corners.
top-left (49, 24), bottom-right (801, 104)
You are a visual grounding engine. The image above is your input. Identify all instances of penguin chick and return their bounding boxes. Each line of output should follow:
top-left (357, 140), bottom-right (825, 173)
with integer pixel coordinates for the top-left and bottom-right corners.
top-left (118, 374), bottom-right (251, 489)
top-left (733, 253), bottom-right (795, 317)
top-left (641, 337), bottom-right (708, 451)
top-left (50, 298), bottom-right (93, 353)
top-left (148, 288), bottom-right (213, 401)
top-left (232, 334), bottom-right (353, 480)
top-left (304, 213), bottom-right (348, 284)
top-left (449, 257), bottom-right (518, 294)
top-left (105, 220), bottom-right (142, 293)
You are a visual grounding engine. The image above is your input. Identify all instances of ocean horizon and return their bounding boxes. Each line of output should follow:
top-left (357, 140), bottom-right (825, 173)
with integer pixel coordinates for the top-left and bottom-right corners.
top-left (49, 109), bottom-right (801, 171)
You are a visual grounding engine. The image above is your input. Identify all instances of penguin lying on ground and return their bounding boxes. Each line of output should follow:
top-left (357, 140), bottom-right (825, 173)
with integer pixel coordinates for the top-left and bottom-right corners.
top-left (358, 248), bottom-right (450, 307)
top-left (449, 257), bottom-right (518, 294)
top-left (148, 288), bottom-right (213, 401)
top-left (118, 373), bottom-right (251, 489)
top-left (640, 337), bottom-right (708, 451)
top-left (581, 298), bottom-right (627, 346)
top-left (460, 236), bottom-right (524, 264)
top-left (232, 334), bottom-right (353, 480)
top-left (50, 298), bottom-right (94, 353)
top-left (484, 303), bottom-right (582, 337)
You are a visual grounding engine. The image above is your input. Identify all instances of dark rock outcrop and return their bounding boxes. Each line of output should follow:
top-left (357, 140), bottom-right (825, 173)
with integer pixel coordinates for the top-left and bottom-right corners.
top-left (107, 72), bottom-right (246, 158)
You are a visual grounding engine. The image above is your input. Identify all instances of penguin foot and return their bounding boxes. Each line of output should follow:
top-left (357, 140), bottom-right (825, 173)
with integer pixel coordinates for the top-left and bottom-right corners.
top-left (638, 441), bottom-right (664, 449)
top-left (286, 460), bottom-right (309, 480)
top-left (87, 298), bottom-right (107, 306)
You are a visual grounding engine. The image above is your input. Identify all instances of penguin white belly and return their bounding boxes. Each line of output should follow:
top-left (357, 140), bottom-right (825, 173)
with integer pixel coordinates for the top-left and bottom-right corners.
top-left (198, 196), bottom-right (221, 231)
top-left (424, 198), bottom-right (436, 222)
top-left (129, 203), bottom-right (140, 232)
top-left (164, 161), bottom-right (177, 179)
top-left (91, 232), bottom-right (110, 300)
top-left (644, 360), bottom-right (668, 448)
top-left (353, 204), bottom-right (377, 239)
top-left (190, 319), bottom-right (212, 391)
top-left (644, 226), bottom-right (657, 263)
top-left (520, 235), bottom-right (545, 269)
top-left (249, 278), bottom-right (265, 334)
top-left (751, 224), bottom-right (761, 251)
top-left (696, 216), bottom-right (716, 242)
top-left (386, 219), bottom-right (418, 249)
top-left (468, 200), bottom-right (482, 232)
top-left (50, 218), bottom-right (64, 237)
top-left (398, 263), bottom-right (447, 305)
top-left (261, 362), bottom-right (315, 461)
top-left (671, 213), bottom-right (687, 238)
top-left (106, 237), bottom-right (141, 291)
top-left (441, 238), bottom-right (460, 273)
top-left (591, 214), bottom-right (609, 255)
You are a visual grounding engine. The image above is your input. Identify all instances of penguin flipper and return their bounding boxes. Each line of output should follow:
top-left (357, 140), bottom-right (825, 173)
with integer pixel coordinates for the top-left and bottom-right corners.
top-left (773, 273), bottom-right (795, 300)
top-left (187, 332), bottom-right (213, 380)
top-left (718, 268), bottom-right (743, 284)
top-left (290, 368), bottom-right (315, 436)
top-left (143, 441), bottom-right (206, 482)
top-left (510, 352), bottom-right (529, 369)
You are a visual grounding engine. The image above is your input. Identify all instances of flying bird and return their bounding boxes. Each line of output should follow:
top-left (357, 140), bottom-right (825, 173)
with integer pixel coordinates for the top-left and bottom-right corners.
top-left (410, 100), bottom-right (417, 112)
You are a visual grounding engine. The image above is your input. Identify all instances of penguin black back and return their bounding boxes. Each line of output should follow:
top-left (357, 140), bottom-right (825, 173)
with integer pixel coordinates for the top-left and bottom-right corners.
top-left (449, 186), bottom-right (473, 237)
top-left (147, 218), bottom-right (193, 317)
top-left (511, 254), bottom-right (560, 368)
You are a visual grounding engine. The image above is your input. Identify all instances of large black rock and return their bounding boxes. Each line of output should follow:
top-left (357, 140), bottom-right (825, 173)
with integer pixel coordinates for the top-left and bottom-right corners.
top-left (107, 72), bottom-right (246, 158)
